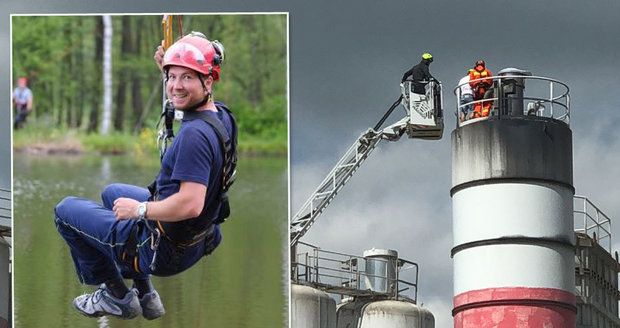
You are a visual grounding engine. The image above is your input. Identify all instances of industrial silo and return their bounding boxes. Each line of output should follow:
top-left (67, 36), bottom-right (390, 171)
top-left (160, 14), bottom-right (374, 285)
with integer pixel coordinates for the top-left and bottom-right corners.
top-left (358, 300), bottom-right (434, 328)
top-left (0, 237), bottom-right (9, 328)
top-left (334, 249), bottom-right (435, 328)
top-left (360, 249), bottom-right (434, 327)
top-left (451, 69), bottom-right (575, 326)
top-left (336, 297), bottom-right (368, 328)
top-left (291, 283), bottom-right (337, 328)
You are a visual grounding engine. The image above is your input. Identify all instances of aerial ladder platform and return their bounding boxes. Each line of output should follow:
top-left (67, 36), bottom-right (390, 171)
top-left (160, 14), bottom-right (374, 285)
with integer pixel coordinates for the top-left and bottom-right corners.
top-left (290, 80), bottom-right (444, 248)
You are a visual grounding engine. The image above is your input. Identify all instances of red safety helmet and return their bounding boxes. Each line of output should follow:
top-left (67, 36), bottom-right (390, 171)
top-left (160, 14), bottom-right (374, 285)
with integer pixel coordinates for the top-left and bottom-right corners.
top-left (163, 32), bottom-right (224, 81)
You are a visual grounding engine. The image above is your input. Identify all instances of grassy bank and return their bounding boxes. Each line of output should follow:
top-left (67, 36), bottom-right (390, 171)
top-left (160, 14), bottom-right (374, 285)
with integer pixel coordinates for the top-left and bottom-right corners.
top-left (13, 123), bottom-right (286, 157)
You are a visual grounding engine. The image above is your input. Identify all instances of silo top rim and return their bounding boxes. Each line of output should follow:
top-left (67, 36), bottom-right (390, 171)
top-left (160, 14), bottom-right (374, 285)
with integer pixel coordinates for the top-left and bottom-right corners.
top-left (498, 67), bottom-right (532, 76)
top-left (363, 248), bottom-right (398, 258)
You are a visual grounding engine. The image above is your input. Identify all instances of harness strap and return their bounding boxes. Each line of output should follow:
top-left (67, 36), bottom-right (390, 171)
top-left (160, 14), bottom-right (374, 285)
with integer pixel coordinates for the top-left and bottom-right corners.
top-left (183, 110), bottom-right (231, 151)
top-left (182, 109), bottom-right (236, 223)
top-left (183, 108), bottom-right (237, 192)
top-left (149, 105), bottom-right (238, 245)
top-left (158, 222), bottom-right (214, 248)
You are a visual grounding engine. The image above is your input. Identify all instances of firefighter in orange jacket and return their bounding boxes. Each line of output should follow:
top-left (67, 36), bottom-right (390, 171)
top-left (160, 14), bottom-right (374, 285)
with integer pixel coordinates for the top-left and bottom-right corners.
top-left (468, 60), bottom-right (493, 117)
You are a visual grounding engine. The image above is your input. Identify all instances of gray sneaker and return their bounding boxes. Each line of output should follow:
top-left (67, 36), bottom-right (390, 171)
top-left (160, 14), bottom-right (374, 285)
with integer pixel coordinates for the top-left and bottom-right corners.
top-left (73, 285), bottom-right (142, 319)
top-left (139, 289), bottom-right (165, 320)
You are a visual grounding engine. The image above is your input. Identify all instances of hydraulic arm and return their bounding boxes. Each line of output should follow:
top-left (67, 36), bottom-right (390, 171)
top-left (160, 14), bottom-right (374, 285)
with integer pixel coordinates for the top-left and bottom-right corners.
top-left (290, 81), bottom-right (444, 247)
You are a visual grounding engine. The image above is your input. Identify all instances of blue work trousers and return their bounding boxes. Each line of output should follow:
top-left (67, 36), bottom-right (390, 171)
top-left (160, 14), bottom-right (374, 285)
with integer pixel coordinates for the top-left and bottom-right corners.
top-left (54, 183), bottom-right (220, 285)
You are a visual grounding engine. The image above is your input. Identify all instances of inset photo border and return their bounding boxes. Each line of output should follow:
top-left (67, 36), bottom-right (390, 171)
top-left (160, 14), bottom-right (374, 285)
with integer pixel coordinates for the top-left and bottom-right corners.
top-left (11, 12), bottom-right (288, 328)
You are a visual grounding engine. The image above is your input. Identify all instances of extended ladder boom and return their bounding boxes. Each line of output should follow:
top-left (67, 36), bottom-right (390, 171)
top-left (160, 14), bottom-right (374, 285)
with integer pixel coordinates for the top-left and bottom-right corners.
top-left (290, 128), bottom-right (392, 246)
top-left (290, 81), bottom-right (444, 247)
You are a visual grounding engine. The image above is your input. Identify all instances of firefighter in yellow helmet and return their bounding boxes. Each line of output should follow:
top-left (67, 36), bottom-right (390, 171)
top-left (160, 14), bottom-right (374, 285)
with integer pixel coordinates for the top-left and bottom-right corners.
top-left (401, 52), bottom-right (436, 94)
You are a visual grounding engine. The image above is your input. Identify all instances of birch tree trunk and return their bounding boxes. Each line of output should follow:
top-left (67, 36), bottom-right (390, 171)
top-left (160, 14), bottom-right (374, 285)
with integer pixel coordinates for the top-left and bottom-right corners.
top-left (101, 15), bottom-right (113, 135)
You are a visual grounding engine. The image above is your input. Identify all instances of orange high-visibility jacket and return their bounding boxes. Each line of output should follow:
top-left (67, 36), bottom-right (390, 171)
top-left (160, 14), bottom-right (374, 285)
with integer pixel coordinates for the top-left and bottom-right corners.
top-left (469, 68), bottom-right (493, 88)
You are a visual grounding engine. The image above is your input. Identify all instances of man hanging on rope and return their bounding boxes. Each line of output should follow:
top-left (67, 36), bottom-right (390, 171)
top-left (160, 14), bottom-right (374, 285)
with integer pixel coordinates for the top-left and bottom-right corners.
top-left (54, 31), bottom-right (237, 320)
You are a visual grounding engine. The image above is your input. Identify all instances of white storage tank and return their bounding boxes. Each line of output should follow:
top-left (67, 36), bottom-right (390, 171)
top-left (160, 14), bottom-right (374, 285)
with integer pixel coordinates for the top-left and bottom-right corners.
top-left (291, 283), bottom-right (337, 328)
top-left (358, 300), bottom-right (434, 328)
top-left (451, 71), bottom-right (575, 326)
top-left (336, 297), bottom-right (370, 328)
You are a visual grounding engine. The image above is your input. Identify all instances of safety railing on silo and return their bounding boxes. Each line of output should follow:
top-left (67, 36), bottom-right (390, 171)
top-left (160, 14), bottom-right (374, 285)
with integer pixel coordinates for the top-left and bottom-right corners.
top-left (574, 195), bottom-right (612, 252)
top-left (0, 188), bottom-right (10, 237)
top-left (573, 196), bottom-right (620, 323)
top-left (453, 74), bottom-right (570, 127)
top-left (293, 242), bottom-right (419, 303)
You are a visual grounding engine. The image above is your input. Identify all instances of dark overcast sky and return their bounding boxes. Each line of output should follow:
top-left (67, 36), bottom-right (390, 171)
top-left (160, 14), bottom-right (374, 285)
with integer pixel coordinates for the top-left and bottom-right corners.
top-left (2, 0), bottom-right (620, 326)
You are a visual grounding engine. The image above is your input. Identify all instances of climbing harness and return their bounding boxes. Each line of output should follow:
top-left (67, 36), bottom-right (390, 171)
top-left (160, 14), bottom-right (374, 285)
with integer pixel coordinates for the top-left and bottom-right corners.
top-left (149, 103), bottom-right (238, 246)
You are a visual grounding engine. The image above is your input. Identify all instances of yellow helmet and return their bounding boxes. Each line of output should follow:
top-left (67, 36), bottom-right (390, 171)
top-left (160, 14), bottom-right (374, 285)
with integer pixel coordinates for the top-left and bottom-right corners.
top-left (422, 53), bottom-right (433, 60)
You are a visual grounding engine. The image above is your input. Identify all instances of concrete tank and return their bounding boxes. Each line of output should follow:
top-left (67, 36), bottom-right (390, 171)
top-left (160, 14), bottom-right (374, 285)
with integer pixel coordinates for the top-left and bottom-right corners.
top-left (336, 297), bottom-right (368, 328)
top-left (0, 238), bottom-right (9, 328)
top-left (451, 115), bottom-right (575, 326)
top-left (358, 300), bottom-right (434, 328)
top-left (292, 283), bottom-right (337, 328)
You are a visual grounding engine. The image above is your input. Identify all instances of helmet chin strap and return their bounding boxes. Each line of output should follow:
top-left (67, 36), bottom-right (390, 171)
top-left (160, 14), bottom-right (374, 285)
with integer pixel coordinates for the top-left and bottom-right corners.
top-left (185, 73), bottom-right (212, 112)
top-left (184, 93), bottom-right (211, 112)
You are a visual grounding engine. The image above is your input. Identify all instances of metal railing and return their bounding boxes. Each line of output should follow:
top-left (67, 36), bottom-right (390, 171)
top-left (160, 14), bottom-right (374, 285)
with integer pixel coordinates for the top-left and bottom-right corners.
top-left (0, 188), bottom-right (10, 237)
top-left (453, 74), bottom-right (570, 127)
top-left (293, 242), bottom-right (419, 302)
top-left (573, 196), bottom-right (620, 320)
top-left (401, 80), bottom-right (443, 121)
top-left (574, 195), bottom-right (612, 252)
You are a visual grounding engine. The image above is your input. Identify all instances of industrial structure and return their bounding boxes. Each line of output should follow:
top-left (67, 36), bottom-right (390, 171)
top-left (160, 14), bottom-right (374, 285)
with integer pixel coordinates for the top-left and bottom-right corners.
top-left (290, 81), bottom-right (444, 248)
top-left (292, 67), bottom-right (620, 327)
top-left (291, 80), bottom-right (444, 327)
top-left (574, 196), bottom-right (620, 327)
top-left (292, 243), bottom-right (434, 327)
top-left (452, 69), bottom-right (620, 327)
top-left (451, 69), bottom-right (575, 326)
top-left (0, 187), bottom-right (10, 328)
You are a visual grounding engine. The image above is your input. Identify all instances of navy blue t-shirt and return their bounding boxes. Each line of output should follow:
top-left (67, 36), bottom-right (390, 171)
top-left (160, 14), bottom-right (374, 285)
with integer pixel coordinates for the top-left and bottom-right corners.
top-left (154, 103), bottom-right (234, 242)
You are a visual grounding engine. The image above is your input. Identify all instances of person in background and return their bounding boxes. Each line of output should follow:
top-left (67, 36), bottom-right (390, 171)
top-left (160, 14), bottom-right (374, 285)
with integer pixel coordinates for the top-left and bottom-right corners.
top-left (401, 53), bottom-right (436, 95)
top-left (13, 77), bottom-right (33, 129)
top-left (457, 71), bottom-right (474, 122)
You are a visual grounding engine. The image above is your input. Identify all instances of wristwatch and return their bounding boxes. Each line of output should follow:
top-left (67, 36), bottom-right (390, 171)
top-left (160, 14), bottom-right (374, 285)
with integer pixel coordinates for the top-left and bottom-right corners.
top-left (137, 202), bottom-right (148, 219)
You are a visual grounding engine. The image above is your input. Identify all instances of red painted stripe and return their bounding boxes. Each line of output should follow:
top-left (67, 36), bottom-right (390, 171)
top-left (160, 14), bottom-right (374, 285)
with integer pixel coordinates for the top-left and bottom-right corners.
top-left (454, 287), bottom-right (576, 308)
top-left (453, 287), bottom-right (576, 328)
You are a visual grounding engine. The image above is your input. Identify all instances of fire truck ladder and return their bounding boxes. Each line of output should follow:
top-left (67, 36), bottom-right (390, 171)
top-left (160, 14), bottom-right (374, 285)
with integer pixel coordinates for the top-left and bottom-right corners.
top-left (290, 81), bottom-right (444, 247)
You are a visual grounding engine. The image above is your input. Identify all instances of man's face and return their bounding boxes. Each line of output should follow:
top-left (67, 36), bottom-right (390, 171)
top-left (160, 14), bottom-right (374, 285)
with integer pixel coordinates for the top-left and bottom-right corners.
top-left (166, 66), bottom-right (211, 110)
top-left (18, 78), bottom-right (27, 88)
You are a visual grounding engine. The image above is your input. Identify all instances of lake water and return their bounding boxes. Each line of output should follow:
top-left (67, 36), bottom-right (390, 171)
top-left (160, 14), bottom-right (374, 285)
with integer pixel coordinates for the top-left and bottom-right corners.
top-left (13, 153), bottom-right (288, 328)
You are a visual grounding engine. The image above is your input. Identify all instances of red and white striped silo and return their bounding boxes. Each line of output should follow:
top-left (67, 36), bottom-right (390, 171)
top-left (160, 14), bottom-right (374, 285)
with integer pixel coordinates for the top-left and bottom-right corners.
top-left (451, 69), bottom-right (576, 327)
